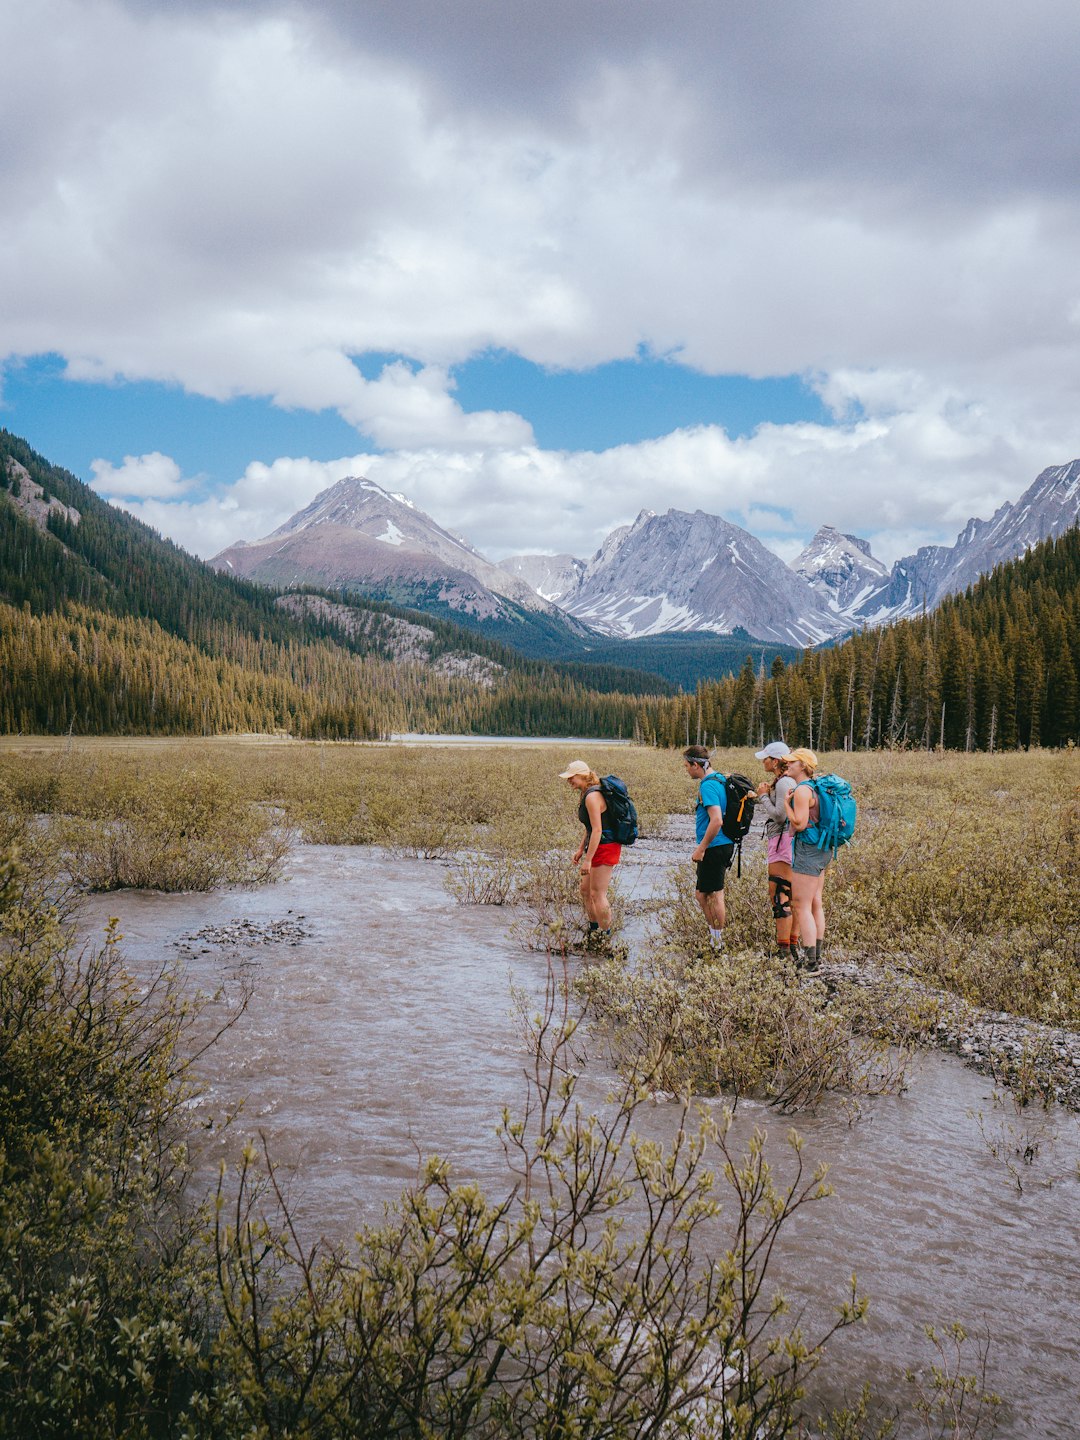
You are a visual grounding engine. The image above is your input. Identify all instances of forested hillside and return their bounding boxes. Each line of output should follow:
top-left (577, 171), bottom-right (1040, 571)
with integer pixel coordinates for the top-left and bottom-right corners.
top-left (0, 431), bottom-right (666, 737)
top-left (575, 630), bottom-right (800, 692)
top-left (644, 526), bottom-right (1080, 750)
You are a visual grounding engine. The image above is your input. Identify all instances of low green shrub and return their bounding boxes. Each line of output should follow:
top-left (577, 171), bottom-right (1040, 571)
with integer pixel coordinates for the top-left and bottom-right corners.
top-left (578, 943), bottom-right (911, 1113)
top-left (0, 846), bottom-right (216, 1438)
top-left (446, 849), bottom-right (522, 904)
top-left (53, 768), bottom-right (290, 892)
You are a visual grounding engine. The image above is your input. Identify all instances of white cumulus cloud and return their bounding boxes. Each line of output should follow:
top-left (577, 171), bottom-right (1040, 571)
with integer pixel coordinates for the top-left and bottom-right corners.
top-left (90, 451), bottom-right (194, 499)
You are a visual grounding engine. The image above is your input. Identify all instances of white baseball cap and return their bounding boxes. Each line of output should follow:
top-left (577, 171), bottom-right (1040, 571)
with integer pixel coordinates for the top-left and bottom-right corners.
top-left (754, 741), bottom-right (790, 761)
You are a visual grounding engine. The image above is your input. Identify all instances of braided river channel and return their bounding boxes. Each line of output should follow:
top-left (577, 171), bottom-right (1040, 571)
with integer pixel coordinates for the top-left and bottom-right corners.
top-left (78, 836), bottom-right (1080, 1438)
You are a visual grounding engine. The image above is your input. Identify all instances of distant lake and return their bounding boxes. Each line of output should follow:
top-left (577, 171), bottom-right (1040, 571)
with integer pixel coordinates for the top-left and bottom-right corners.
top-left (385, 733), bottom-right (635, 746)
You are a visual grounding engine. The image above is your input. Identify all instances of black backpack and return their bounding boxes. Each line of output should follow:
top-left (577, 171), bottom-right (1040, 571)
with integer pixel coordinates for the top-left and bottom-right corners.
top-left (717, 771), bottom-right (756, 876)
top-left (599, 775), bottom-right (639, 845)
top-left (719, 772), bottom-right (757, 843)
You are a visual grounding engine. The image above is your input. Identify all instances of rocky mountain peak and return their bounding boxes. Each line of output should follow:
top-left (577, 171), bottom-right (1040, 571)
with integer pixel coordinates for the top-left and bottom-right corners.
top-left (793, 526), bottom-right (888, 614)
top-left (212, 475), bottom-right (557, 618)
top-left (499, 553), bottom-right (585, 603)
top-left (272, 476), bottom-right (427, 543)
top-left (795, 526), bottom-right (886, 575)
top-left (562, 505), bottom-right (837, 645)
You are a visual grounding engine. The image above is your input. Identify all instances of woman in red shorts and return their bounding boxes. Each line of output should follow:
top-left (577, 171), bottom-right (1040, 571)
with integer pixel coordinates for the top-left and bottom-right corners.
top-left (559, 759), bottom-right (620, 944)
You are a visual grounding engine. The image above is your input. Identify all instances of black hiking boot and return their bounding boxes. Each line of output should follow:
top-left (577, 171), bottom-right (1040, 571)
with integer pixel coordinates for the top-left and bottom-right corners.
top-left (794, 944), bottom-right (819, 973)
top-left (583, 928), bottom-right (623, 957)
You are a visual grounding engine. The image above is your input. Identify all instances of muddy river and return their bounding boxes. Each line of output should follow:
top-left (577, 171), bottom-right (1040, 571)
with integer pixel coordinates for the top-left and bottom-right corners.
top-left (78, 841), bottom-right (1080, 1439)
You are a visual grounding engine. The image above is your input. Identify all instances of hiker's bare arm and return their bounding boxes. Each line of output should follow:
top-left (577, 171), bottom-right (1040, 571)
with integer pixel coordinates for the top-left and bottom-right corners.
top-left (692, 805), bottom-right (722, 861)
top-left (786, 787), bottom-right (811, 831)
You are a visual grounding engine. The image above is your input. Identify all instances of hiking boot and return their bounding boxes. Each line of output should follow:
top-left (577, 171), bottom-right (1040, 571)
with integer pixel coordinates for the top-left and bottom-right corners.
top-left (794, 945), bottom-right (819, 973)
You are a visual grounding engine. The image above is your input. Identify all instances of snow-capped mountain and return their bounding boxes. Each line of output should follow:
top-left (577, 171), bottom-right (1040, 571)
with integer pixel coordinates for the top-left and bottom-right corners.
top-left (559, 508), bottom-right (838, 646)
top-left (499, 552), bottom-right (585, 602)
top-left (209, 459), bottom-right (1080, 652)
top-left (847, 459), bottom-right (1080, 625)
top-left (211, 476), bottom-right (555, 620)
top-left (794, 527), bottom-right (889, 615)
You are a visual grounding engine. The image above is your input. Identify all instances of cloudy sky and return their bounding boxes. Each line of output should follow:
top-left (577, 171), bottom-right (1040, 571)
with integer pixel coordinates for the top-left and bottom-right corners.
top-left (3, 0), bottom-right (1079, 567)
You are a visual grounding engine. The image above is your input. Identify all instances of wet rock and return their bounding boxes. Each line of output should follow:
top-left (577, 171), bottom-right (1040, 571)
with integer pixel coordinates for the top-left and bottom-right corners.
top-left (173, 916), bottom-right (313, 950)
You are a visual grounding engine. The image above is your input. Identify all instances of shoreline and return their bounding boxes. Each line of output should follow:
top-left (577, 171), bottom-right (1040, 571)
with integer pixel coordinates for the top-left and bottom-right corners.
top-left (817, 954), bottom-right (1080, 1111)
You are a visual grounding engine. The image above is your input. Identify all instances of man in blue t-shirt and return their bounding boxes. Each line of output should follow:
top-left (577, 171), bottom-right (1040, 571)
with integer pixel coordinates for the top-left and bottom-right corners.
top-left (683, 745), bottom-right (734, 950)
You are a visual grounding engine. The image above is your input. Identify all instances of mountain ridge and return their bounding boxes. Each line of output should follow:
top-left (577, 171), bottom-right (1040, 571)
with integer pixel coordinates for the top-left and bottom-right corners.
top-left (555, 507), bottom-right (838, 646)
top-left (852, 459), bottom-right (1080, 623)
top-left (507, 460), bottom-right (1080, 641)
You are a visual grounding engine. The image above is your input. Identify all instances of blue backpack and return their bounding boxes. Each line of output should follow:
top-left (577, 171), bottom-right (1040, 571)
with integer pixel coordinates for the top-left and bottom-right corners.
top-left (800, 774), bottom-right (856, 853)
top-left (599, 775), bottom-right (639, 845)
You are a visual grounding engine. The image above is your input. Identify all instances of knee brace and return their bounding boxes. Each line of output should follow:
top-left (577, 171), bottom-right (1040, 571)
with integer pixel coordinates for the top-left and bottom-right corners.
top-left (771, 876), bottom-right (792, 919)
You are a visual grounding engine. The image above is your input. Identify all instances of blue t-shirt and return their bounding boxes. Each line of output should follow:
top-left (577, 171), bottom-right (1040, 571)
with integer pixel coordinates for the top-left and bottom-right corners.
top-left (696, 771), bottom-right (732, 848)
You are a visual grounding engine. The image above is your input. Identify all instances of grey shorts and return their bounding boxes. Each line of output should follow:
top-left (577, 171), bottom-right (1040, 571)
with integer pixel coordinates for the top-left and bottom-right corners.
top-left (792, 839), bottom-right (832, 877)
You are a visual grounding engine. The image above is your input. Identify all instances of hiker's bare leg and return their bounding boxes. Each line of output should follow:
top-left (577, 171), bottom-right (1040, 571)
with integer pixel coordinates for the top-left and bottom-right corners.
top-left (696, 888), bottom-right (726, 930)
top-left (791, 873), bottom-right (817, 948)
top-left (810, 877), bottom-right (826, 943)
top-left (588, 865), bottom-right (614, 929)
top-left (768, 861), bottom-right (794, 945)
top-left (579, 871), bottom-right (596, 924)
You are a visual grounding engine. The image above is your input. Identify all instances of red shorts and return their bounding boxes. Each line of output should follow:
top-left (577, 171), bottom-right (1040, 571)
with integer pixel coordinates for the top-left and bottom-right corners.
top-left (591, 842), bottom-right (622, 867)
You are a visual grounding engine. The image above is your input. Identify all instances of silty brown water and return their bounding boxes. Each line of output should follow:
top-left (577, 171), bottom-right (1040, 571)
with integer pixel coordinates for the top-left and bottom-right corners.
top-left (77, 841), bottom-right (1080, 1439)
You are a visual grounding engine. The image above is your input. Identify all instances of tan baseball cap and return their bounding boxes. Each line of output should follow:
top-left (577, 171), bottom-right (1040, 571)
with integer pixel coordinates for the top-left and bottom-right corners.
top-left (558, 760), bottom-right (592, 779)
top-left (782, 747), bottom-right (818, 770)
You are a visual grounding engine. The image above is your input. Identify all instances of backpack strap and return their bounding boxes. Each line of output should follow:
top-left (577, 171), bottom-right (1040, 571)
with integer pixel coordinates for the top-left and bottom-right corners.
top-left (790, 779), bottom-right (819, 841)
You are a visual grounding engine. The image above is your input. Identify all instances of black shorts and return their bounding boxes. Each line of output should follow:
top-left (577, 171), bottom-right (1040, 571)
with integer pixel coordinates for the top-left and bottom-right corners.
top-left (695, 845), bottom-right (733, 895)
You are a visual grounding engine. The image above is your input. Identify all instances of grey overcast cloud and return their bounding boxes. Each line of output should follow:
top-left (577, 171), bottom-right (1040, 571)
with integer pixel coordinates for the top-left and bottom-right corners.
top-left (3, 0), bottom-right (1080, 563)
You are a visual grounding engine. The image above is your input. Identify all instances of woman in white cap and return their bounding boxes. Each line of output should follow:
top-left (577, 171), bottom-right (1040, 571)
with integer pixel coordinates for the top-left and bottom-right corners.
top-left (753, 741), bottom-right (799, 960)
top-left (559, 760), bottom-right (619, 944)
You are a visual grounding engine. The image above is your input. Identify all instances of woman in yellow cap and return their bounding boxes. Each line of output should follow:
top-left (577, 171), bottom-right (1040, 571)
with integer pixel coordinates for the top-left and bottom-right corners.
top-left (782, 748), bottom-right (829, 970)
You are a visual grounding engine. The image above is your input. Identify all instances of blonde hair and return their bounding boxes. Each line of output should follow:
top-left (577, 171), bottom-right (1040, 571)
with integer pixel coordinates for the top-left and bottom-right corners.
top-left (783, 747), bottom-right (818, 775)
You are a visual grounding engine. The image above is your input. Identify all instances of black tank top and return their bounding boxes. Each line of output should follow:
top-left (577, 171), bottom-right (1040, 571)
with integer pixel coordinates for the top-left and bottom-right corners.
top-left (577, 784), bottom-right (605, 840)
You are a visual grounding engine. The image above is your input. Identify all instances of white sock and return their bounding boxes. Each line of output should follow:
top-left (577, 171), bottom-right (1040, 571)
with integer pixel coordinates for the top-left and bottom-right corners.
top-left (709, 927), bottom-right (724, 947)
